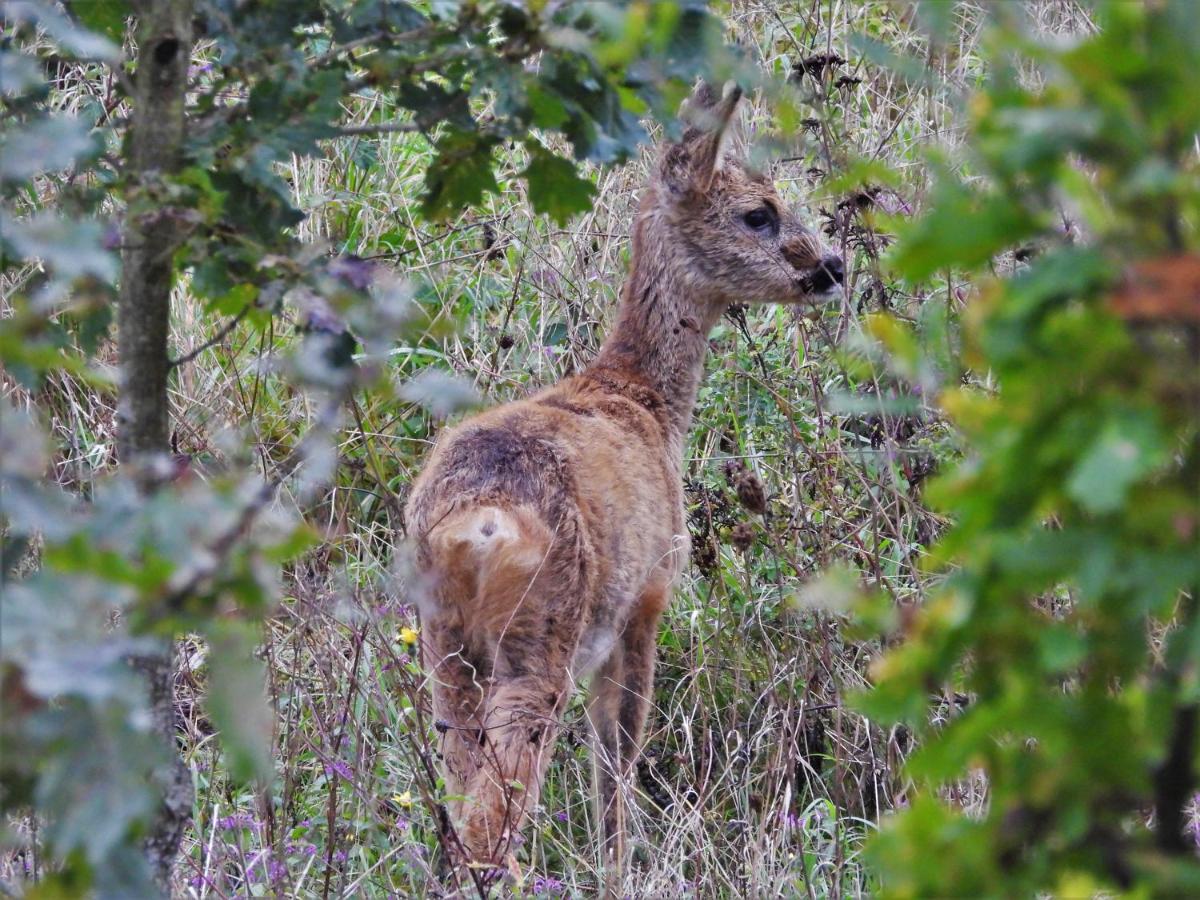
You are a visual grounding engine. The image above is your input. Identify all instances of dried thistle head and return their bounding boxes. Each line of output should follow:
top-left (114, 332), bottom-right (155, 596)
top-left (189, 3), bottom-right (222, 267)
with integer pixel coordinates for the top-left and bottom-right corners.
top-left (730, 522), bottom-right (755, 554)
top-left (723, 458), bottom-right (747, 484)
top-left (734, 469), bottom-right (767, 515)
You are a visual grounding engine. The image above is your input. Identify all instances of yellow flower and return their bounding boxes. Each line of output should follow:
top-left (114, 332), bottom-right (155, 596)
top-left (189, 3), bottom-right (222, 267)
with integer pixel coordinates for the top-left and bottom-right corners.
top-left (393, 791), bottom-right (413, 808)
top-left (397, 626), bottom-right (419, 646)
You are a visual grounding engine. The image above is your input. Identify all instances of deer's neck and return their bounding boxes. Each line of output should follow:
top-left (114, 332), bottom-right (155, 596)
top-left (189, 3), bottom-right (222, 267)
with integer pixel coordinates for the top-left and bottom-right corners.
top-left (588, 242), bottom-right (720, 440)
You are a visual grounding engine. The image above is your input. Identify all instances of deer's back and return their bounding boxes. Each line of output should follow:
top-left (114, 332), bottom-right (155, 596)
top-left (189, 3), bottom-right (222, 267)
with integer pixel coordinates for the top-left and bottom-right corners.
top-left (406, 370), bottom-right (687, 660)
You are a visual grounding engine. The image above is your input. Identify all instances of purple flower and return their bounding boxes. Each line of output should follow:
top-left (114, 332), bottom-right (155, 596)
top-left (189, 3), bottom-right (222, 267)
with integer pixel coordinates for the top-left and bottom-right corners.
top-left (217, 812), bottom-right (257, 831)
top-left (268, 859), bottom-right (288, 883)
top-left (334, 849), bottom-right (349, 864)
top-left (328, 255), bottom-right (376, 291)
top-left (243, 849), bottom-right (272, 883)
top-left (188, 874), bottom-right (212, 889)
top-left (323, 759), bottom-right (353, 781)
top-left (553, 810), bottom-right (569, 823)
top-left (533, 876), bottom-right (565, 896)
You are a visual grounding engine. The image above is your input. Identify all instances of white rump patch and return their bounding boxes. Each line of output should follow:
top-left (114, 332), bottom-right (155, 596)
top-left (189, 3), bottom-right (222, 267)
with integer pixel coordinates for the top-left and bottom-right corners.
top-left (450, 506), bottom-right (521, 551)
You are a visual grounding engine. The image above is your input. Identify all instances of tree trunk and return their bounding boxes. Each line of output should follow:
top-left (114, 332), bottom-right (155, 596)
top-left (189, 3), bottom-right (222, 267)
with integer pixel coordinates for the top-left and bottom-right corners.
top-left (117, 2), bottom-right (195, 893)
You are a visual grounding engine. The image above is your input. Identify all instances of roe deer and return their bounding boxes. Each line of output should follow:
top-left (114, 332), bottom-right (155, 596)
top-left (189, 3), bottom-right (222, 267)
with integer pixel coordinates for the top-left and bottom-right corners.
top-left (405, 81), bottom-right (843, 888)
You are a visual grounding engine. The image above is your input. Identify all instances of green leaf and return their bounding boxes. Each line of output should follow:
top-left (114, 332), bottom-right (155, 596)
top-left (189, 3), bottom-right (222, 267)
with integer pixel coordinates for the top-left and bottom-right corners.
top-left (888, 178), bottom-right (1041, 281)
top-left (526, 81), bottom-right (570, 129)
top-left (33, 703), bottom-right (160, 885)
top-left (912, 0), bottom-right (959, 42)
top-left (0, 116), bottom-right (96, 182)
top-left (0, 211), bottom-right (118, 282)
top-left (209, 282), bottom-right (258, 316)
top-left (0, 398), bottom-right (49, 479)
top-left (521, 145), bottom-right (596, 225)
top-left (205, 623), bottom-right (273, 782)
top-left (4, 1), bottom-right (121, 61)
top-left (74, 302), bottom-right (113, 355)
top-left (70, 0), bottom-right (130, 44)
top-left (0, 574), bottom-right (147, 703)
top-left (421, 131), bottom-right (500, 220)
top-left (1066, 409), bottom-right (1167, 514)
top-left (398, 369), bottom-right (480, 417)
top-left (543, 320), bottom-right (570, 347)
top-left (0, 50), bottom-right (44, 97)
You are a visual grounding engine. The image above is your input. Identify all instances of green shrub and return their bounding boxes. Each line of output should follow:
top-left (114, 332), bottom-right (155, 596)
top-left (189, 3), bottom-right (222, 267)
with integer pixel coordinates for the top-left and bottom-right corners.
top-left (859, 2), bottom-right (1200, 895)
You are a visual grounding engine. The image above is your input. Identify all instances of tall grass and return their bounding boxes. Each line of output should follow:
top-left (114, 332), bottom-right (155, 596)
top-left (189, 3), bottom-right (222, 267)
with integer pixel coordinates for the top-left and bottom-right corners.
top-left (2, 2), bottom-right (1107, 897)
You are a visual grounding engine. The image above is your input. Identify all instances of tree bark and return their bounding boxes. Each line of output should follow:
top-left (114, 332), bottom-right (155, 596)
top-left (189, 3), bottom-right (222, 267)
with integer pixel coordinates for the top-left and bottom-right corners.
top-left (117, 2), bottom-right (194, 893)
top-left (1153, 589), bottom-right (1198, 855)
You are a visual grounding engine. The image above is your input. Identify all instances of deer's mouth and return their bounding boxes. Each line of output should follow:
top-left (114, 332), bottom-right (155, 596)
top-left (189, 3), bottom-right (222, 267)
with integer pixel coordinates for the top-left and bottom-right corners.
top-left (795, 255), bottom-right (845, 300)
top-left (796, 271), bottom-right (843, 299)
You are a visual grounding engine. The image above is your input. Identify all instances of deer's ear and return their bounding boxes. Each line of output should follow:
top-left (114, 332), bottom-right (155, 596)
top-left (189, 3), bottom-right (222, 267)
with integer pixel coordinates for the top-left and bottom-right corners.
top-left (661, 80), bottom-right (743, 196)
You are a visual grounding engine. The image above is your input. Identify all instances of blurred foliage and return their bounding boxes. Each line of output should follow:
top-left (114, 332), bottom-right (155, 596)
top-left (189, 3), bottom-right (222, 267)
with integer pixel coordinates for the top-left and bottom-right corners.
top-left (7, 0), bottom-right (1198, 896)
top-left (856, 1), bottom-right (1200, 895)
top-left (0, 0), bottom-right (731, 894)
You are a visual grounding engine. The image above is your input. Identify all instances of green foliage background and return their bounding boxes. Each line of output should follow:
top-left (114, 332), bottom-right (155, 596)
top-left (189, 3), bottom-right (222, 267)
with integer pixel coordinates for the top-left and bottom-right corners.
top-left (1, 1), bottom-right (1197, 897)
top-left (860, 3), bottom-right (1200, 895)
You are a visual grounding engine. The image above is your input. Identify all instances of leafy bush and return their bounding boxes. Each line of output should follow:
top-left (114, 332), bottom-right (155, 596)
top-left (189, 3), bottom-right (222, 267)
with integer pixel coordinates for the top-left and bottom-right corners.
top-left (859, 2), bottom-right (1200, 895)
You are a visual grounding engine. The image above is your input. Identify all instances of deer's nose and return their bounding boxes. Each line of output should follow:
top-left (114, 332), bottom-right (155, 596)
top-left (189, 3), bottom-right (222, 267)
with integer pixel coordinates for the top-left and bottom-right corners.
top-left (822, 255), bottom-right (844, 284)
top-left (809, 255), bottom-right (845, 292)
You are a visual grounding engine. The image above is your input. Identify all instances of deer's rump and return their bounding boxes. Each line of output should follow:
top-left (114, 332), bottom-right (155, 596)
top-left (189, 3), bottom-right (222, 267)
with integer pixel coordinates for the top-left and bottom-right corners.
top-left (407, 416), bottom-right (596, 653)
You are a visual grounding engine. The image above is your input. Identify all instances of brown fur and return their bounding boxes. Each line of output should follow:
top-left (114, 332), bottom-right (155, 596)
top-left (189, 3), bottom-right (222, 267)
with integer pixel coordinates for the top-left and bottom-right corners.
top-left (405, 83), bottom-right (841, 888)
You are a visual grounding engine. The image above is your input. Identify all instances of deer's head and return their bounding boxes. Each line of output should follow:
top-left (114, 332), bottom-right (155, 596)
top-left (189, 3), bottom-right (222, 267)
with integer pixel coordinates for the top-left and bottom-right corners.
top-left (640, 82), bottom-right (844, 312)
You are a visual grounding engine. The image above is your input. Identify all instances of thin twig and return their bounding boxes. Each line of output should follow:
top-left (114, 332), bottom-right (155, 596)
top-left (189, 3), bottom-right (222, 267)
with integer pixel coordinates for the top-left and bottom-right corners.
top-left (161, 392), bottom-right (344, 612)
top-left (168, 305), bottom-right (250, 368)
top-left (334, 121), bottom-right (420, 137)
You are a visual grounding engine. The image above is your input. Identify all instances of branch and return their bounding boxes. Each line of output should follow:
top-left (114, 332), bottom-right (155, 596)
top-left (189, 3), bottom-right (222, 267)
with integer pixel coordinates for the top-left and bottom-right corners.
top-left (334, 121), bottom-right (420, 137)
top-left (1153, 587), bottom-right (1199, 854)
top-left (161, 391), bottom-right (345, 612)
top-left (168, 305), bottom-right (250, 368)
top-left (307, 26), bottom-right (431, 69)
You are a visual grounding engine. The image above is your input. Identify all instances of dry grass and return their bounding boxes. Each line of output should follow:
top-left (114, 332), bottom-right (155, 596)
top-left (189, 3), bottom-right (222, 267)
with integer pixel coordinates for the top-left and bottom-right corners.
top-left (2, 2), bottom-right (1105, 897)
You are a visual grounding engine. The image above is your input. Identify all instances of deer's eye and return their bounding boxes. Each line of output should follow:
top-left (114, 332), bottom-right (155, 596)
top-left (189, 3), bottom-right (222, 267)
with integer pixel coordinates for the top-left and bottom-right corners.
top-left (742, 207), bottom-right (777, 233)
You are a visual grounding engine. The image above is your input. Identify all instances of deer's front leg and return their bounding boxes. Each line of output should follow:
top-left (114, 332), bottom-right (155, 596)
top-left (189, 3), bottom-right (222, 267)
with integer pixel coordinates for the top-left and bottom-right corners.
top-left (589, 584), bottom-right (669, 886)
top-left (588, 643), bottom-right (626, 876)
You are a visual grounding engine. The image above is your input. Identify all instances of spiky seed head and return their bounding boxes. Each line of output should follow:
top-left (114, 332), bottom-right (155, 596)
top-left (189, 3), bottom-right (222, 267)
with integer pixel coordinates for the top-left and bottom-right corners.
top-left (730, 522), bottom-right (754, 553)
top-left (735, 470), bottom-right (767, 515)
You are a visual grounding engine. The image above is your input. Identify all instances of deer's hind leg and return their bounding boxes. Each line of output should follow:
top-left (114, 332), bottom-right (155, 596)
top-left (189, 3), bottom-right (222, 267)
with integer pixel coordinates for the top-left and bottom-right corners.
top-left (424, 617), bottom-right (491, 834)
top-left (456, 590), bottom-right (583, 868)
